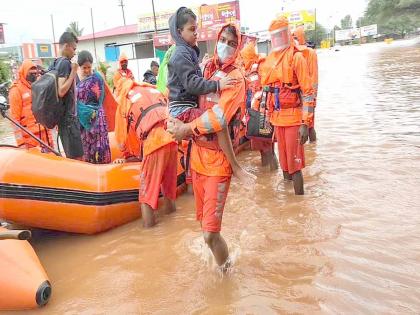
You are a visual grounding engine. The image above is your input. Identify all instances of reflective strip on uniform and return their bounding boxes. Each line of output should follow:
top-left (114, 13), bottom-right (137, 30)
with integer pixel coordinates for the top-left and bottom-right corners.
top-left (129, 93), bottom-right (142, 103)
top-left (207, 92), bottom-right (220, 104)
top-left (212, 104), bottom-right (227, 128)
top-left (201, 111), bottom-right (215, 133)
top-left (302, 94), bottom-right (314, 102)
top-left (302, 106), bottom-right (315, 113)
top-left (214, 70), bottom-right (227, 79)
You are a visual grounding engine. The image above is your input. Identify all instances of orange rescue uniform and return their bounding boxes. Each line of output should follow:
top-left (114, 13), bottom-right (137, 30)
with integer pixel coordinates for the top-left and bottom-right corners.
top-left (115, 80), bottom-right (176, 210)
top-left (113, 53), bottom-right (134, 98)
top-left (189, 24), bottom-right (245, 232)
top-left (259, 17), bottom-right (315, 174)
top-left (293, 26), bottom-right (318, 128)
top-left (9, 60), bottom-right (52, 149)
top-left (240, 42), bottom-right (273, 154)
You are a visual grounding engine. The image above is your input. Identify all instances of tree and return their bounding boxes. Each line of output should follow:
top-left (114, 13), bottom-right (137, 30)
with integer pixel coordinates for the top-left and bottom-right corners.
top-left (305, 23), bottom-right (328, 47)
top-left (66, 22), bottom-right (84, 37)
top-left (0, 60), bottom-right (10, 84)
top-left (364, 0), bottom-right (420, 37)
top-left (340, 14), bottom-right (353, 29)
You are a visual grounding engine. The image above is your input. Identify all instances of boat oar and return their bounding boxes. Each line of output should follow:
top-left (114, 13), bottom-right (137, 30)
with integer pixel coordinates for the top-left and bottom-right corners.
top-left (0, 99), bottom-right (61, 157)
top-left (0, 229), bottom-right (32, 240)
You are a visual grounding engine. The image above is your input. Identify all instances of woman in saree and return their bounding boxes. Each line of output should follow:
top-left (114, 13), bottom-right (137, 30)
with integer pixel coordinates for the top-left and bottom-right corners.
top-left (76, 50), bottom-right (111, 164)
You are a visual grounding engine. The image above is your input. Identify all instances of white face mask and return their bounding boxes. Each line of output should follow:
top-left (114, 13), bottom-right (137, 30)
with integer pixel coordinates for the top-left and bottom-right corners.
top-left (217, 42), bottom-right (236, 64)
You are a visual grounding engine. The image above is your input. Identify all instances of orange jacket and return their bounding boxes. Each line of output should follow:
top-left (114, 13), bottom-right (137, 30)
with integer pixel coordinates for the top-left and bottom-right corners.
top-left (241, 42), bottom-right (265, 110)
top-left (189, 23), bottom-right (246, 177)
top-left (113, 53), bottom-right (134, 97)
top-left (306, 47), bottom-right (318, 105)
top-left (114, 79), bottom-right (173, 158)
top-left (259, 22), bottom-right (315, 127)
top-left (9, 60), bottom-right (52, 148)
top-left (293, 26), bottom-right (318, 105)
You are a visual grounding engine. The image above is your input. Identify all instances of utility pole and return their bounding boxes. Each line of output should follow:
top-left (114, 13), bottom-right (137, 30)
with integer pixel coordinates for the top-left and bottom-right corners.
top-left (151, 0), bottom-right (158, 33)
top-left (314, 8), bottom-right (317, 48)
top-left (50, 15), bottom-right (57, 56)
top-left (90, 8), bottom-right (98, 62)
top-left (118, 0), bottom-right (126, 26)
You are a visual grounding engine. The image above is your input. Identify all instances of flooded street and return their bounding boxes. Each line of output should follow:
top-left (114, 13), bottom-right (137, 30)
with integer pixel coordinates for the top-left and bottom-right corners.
top-left (1, 40), bottom-right (420, 314)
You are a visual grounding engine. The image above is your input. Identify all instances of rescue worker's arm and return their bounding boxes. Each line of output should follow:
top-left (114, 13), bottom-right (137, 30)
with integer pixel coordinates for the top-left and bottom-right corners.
top-left (293, 52), bottom-right (315, 126)
top-left (128, 70), bottom-right (134, 80)
top-left (190, 73), bottom-right (245, 136)
top-left (58, 63), bottom-right (78, 98)
top-left (8, 87), bottom-right (24, 146)
top-left (113, 71), bottom-right (121, 88)
top-left (308, 50), bottom-right (318, 98)
top-left (9, 87), bottom-right (22, 123)
top-left (171, 49), bottom-right (218, 95)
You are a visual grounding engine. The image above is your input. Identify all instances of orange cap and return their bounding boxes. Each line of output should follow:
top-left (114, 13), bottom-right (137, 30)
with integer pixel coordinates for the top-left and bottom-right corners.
top-left (269, 16), bottom-right (289, 32)
top-left (119, 52), bottom-right (128, 63)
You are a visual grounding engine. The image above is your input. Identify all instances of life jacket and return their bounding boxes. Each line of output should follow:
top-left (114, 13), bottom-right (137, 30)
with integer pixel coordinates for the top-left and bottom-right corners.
top-left (245, 62), bottom-right (262, 109)
top-left (196, 65), bottom-right (242, 150)
top-left (126, 86), bottom-right (167, 141)
top-left (259, 47), bottom-right (305, 113)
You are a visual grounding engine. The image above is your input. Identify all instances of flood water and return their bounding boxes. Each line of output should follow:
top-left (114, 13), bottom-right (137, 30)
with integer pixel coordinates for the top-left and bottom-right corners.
top-left (1, 39), bottom-right (420, 314)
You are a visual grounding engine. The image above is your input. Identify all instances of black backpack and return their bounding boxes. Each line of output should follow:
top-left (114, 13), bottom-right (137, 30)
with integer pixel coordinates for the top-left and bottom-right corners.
top-left (31, 58), bottom-right (66, 129)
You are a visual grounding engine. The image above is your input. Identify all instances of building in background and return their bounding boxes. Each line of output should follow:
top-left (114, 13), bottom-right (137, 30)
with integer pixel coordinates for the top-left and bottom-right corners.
top-left (77, 1), bottom-right (241, 81)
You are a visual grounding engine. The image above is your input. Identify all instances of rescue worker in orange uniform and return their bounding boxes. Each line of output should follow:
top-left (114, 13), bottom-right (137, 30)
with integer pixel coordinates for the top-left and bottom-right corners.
top-left (9, 60), bottom-right (53, 149)
top-left (240, 41), bottom-right (278, 169)
top-left (114, 78), bottom-right (177, 228)
top-left (167, 24), bottom-right (245, 270)
top-left (259, 17), bottom-right (315, 195)
top-left (113, 53), bottom-right (134, 98)
top-left (293, 25), bottom-right (318, 142)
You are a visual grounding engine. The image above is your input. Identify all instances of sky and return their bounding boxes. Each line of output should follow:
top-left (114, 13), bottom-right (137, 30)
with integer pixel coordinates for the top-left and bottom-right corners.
top-left (0, 0), bottom-right (368, 46)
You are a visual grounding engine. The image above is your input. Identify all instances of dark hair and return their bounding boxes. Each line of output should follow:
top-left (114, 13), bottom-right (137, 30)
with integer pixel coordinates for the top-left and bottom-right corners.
top-left (176, 7), bottom-right (197, 30)
top-left (150, 60), bottom-right (159, 68)
top-left (222, 25), bottom-right (238, 39)
top-left (77, 50), bottom-right (93, 66)
top-left (59, 31), bottom-right (78, 45)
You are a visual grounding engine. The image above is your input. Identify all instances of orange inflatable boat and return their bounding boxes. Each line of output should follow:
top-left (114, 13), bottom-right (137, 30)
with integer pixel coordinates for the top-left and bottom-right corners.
top-left (0, 227), bottom-right (51, 310)
top-left (0, 134), bottom-right (186, 234)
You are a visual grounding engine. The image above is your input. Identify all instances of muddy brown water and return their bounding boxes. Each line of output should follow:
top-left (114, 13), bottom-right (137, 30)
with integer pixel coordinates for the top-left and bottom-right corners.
top-left (1, 39), bottom-right (419, 314)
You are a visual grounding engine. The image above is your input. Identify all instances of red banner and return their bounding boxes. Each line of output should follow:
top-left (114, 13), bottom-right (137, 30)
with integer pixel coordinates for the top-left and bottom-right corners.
top-left (0, 24), bottom-right (5, 44)
top-left (198, 1), bottom-right (240, 31)
top-left (153, 1), bottom-right (240, 47)
top-left (153, 33), bottom-right (174, 47)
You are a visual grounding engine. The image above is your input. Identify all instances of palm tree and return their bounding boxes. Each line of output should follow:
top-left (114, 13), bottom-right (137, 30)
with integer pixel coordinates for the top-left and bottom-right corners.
top-left (66, 22), bottom-right (84, 37)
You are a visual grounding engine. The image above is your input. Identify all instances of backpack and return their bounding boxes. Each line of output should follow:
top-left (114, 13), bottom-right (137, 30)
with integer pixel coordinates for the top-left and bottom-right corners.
top-left (31, 58), bottom-right (66, 129)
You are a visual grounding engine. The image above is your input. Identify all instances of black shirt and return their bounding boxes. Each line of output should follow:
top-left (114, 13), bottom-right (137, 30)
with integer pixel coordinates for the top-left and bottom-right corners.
top-left (54, 57), bottom-right (75, 117)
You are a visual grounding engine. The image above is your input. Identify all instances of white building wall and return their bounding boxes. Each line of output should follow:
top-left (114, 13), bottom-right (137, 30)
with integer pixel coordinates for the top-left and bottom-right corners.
top-left (77, 33), bottom-right (158, 83)
top-left (77, 34), bottom-right (140, 63)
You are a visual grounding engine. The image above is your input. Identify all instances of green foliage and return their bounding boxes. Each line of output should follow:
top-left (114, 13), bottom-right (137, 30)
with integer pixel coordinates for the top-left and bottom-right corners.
top-left (0, 60), bottom-right (10, 84)
top-left (341, 15), bottom-right (353, 29)
top-left (66, 21), bottom-right (84, 37)
top-left (363, 0), bottom-right (420, 37)
top-left (97, 61), bottom-right (110, 77)
top-left (305, 23), bottom-right (328, 47)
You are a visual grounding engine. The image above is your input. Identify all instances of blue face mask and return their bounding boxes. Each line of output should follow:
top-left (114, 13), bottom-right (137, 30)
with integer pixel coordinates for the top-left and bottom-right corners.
top-left (217, 42), bottom-right (235, 64)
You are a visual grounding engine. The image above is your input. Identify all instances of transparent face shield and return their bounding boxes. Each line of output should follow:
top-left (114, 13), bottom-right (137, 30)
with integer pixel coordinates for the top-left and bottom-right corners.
top-left (270, 26), bottom-right (291, 51)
